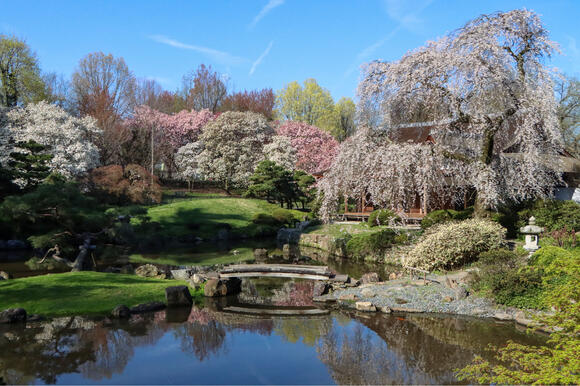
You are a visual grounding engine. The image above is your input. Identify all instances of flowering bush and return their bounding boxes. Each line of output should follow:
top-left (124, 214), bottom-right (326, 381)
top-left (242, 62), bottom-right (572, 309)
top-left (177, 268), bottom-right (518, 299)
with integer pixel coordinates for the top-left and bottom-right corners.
top-left (89, 164), bottom-right (162, 204)
top-left (405, 218), bottom-right (506, 270)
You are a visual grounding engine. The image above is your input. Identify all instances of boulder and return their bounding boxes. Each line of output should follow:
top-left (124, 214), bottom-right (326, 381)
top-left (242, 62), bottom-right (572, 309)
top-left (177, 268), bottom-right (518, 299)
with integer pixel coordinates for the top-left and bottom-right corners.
top-left (253, 248), bottom-right (269, 260)
top-left (453, 286), bottom-right (468, 301)
top-left (493, 312), bottom-right (513, 321)
top-left (191, 274), bottom-right (205, 284)
top-left (312, 282), bottom-right (330, 297)
top-left (388, 272), bottom-right (398, 281)
top-left (170, 269), bottom-right (193, 281)
top-left (515, 311), bottom-right (536, 327)
top-left (444, 277), bottom-right (458, 289)
top-left (111, 305), bottom-right (131, 319)
top-left (130, 302), bottom-right (166, 314)
top-left (0, 271), bottom-right (12, 280)
top-left (135, 264), bottom-right (166, 279)
top-left (378, 306), bottom-right (392, 314)
top-left (165, 286), bottom-right (193, 307)
top-left (0, 308), bottom-right (27, 324)
top-left (338, 293), bottom-right (359, 301)
top-left (355, 301), bottom-right (377, 312)
top-left (203, 278), bottom-right (242, 297)
top-left (360, 272), bottom-right (380, 284)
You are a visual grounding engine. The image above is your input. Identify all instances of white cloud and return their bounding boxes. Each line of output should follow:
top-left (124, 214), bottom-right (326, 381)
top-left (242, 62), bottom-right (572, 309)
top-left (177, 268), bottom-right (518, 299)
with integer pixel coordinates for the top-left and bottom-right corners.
top-left (149, 35), bottom-right (247, 66)
top-left (249, 0), bottom-right (284, 29)
top-left (249, 41), bottom-right (274, 75)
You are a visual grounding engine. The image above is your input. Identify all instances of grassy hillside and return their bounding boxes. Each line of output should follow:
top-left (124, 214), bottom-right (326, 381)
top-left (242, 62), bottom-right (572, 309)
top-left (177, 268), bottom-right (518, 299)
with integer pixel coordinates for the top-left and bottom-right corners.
top-left (137, 193), bottom-right (305, 240)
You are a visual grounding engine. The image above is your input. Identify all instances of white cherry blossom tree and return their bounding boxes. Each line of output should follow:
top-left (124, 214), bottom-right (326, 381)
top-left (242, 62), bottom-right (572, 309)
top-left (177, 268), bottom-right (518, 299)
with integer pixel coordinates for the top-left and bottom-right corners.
top-left (321, 9), bottom-right (563, 219)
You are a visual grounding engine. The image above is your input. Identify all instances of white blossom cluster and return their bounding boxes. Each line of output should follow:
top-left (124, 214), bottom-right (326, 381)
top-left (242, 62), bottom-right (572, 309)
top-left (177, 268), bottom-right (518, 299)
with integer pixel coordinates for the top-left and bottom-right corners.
top-left (175, 141), bottom-right (204, 183)
top-left (2, 101), bottom-right (101, 178)
top-left (197, 111), bottom-right (274, 190)
top-left (262, 135), bottom-right (297, 171)
top-left (320, 10), bottom-right (564, 220)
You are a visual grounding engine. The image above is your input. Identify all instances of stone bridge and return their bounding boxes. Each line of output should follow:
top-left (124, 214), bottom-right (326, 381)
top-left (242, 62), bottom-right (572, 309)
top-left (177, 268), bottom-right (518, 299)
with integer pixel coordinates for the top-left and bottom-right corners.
top-left (219, 264), bottom-right (334, 281)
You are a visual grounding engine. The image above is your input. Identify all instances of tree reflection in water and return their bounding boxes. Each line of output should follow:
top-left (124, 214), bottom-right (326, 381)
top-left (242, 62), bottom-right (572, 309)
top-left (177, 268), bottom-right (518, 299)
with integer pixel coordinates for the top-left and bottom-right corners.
top-left (0, 306), bottom-right (548, 384)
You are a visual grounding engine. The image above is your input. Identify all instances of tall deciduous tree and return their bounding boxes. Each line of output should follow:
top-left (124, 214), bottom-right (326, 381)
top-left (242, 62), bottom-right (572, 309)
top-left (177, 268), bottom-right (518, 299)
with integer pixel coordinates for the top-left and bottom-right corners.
top-left (220, 88), bottom-right (275, 120)
top-left (182, 64), bottom-right (227, 113)
top-left (72, 52), bottom-right (137, 164)
top-left (197, 111), bottom-right (273, 192)
top-left (276, 79), bottom-right (337, 134)
top-left (351, 9), bottom-right (563, 215)
top-left (555, 75), bottom-right (580, 155)
top-left (0, 35), bottom-right (46, 107)
top-left (334, 97), bottom-right (356, 141)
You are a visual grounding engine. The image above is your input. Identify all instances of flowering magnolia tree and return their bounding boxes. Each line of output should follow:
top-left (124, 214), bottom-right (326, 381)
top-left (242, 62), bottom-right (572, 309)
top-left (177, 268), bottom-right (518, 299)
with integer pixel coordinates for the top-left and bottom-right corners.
top-left (175, 141), bottom-right (204, 189)
top-left (276, 121), bottom-right (339, 174)
top-left (321, 9), bottom-right (563, 219)
top-left (124, 105), bottom-right (214, 174)
top-left (263, 135), bottom-right (297, 171)
top-left (2, 101), bottom-right (101, 178)
top-left (197, 111), bottom-right (274, 191)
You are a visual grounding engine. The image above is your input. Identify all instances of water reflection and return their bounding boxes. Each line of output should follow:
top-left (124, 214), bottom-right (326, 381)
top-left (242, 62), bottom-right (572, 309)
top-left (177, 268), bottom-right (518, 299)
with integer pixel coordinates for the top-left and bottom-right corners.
top-left (0, 303), bottom-right (547, 385)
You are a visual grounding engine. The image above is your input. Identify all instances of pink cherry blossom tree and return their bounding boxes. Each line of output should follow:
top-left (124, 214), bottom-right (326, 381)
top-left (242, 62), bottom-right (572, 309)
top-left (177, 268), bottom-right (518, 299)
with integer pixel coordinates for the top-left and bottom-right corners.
top-left (276, 121), bottom-right (339, 174)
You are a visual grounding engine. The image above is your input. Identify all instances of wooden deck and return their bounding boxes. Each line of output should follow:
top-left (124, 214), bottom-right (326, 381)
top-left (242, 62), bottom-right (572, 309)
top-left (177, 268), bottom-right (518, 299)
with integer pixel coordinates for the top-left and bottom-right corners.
top-left (219, 264), bottom-right (332, 281)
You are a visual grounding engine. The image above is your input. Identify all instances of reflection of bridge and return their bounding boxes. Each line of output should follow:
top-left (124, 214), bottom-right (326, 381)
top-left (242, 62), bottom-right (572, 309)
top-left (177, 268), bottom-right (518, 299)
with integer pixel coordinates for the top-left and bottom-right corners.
top-left (222, 305), bottom-right (329, 316)
top-left (219, 264), bottom-right (333, 281)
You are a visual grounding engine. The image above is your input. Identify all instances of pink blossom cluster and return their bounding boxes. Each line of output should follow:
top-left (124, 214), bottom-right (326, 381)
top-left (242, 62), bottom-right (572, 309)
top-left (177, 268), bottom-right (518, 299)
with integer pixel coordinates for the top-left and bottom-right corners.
top-left (276, 121), bottom-right (339, 174)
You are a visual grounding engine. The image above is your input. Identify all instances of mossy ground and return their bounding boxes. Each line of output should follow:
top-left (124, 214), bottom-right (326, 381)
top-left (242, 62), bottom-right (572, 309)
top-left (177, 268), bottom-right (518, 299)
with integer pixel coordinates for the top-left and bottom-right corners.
top-left (0, 271), bottom-right (202, 317)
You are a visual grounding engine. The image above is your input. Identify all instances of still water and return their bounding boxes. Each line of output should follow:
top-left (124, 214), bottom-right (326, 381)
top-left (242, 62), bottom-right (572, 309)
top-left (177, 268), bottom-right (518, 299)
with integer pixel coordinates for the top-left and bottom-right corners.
top-left (0, 279), bottom-right (546, 385)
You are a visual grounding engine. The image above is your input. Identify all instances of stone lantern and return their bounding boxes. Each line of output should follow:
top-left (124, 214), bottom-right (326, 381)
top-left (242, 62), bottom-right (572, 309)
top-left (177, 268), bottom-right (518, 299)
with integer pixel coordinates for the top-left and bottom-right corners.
top-left (520, 216), bottom-right (544, 252)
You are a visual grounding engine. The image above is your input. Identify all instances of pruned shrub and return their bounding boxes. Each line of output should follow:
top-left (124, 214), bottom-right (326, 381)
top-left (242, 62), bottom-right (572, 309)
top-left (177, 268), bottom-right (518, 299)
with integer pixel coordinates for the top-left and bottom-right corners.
top-left (252, 213), bottom-right (280, 226)
top-left (420, 208), bottom-right (472, 229)
top-left (89, 164), bottom-right (162, 205)
top-left (530, 246), bottom-right (578, 268)
top-left (272, 208), bottom-right (296, 225)
top-left (405, 218), bottom-right (506, 270)
top-left (368, 209), bottom-right (399, 227)
top-left (346, 229), bottom-right (396, 261)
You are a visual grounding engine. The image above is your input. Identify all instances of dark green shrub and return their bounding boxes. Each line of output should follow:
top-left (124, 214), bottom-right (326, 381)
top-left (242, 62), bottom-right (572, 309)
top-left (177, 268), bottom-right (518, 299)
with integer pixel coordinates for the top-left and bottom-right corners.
top-left (420, 208), bottom-right (472, 229)
top-left (477, 248), bottom-right (519, 266)
top-left (393, 232), bottom-right (409, 244)
top-left (272, 208), bottom-right (295, 225)
top-left (252, 213), bottom-right (280, 226)
top-left (368, 209), bottom-right (399, 227)
top-left (346, 229), bottom-right (396, 260)
top-left (487, 267), bottom-right (544, 309)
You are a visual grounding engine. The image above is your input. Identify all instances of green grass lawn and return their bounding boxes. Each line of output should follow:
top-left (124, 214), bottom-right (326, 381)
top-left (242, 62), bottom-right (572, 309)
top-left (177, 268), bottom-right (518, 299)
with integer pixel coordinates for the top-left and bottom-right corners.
top-left (138, 193), bottom-right (305, 239)
top-left (0, 271), bottom-right (200, 317)
top-left (129, 246), bottom-right (256, 266)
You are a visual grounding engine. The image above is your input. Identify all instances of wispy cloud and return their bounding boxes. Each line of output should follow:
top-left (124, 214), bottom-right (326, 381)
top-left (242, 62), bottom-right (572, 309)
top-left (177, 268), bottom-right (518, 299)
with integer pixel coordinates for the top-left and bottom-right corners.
top-left (343, 0), bottom-right (433, 78)
top-left (249, 41), bottom-right (274, 76)
top-left (149, 35), bottom-right (247, 65)
top-left (249, 0), bottom-right (284, 29)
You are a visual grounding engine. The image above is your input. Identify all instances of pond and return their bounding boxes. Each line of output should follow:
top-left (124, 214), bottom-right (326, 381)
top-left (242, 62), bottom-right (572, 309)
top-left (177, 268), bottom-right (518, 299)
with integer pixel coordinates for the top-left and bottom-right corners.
top-left (0, 278), bottom-right (546, 385)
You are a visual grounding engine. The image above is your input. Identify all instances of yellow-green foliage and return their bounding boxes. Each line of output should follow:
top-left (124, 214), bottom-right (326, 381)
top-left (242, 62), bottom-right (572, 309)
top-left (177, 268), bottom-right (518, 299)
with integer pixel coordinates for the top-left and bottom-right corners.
top-left (457, 247), bottom-right (580, 384)
top-left (405, 219), bottom-right (506, 270)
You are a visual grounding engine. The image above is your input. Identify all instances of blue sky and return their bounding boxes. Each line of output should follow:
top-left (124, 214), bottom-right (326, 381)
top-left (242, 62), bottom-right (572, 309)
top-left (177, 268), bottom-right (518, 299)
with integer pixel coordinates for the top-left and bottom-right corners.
top-left (1, 0), bottom-right (579, 101)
